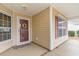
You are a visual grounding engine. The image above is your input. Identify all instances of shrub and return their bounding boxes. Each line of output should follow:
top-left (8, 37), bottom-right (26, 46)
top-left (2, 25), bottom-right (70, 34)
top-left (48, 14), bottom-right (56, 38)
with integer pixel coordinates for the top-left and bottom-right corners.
top-left (68, 31), bottom-right (75, 37)
top-left (77, 31), bottom-right (79, 37)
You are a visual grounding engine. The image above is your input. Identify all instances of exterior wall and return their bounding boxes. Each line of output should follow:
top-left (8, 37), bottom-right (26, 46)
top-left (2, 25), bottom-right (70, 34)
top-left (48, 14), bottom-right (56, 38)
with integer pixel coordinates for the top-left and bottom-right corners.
top-left (50, 7), bottom-right (68, 50)
top-left (32, 8), bottom-right (50, 49)
top-left (32, 6), bottom-right (68, 50)
top-left (0, 4), bottom-right (32, 53)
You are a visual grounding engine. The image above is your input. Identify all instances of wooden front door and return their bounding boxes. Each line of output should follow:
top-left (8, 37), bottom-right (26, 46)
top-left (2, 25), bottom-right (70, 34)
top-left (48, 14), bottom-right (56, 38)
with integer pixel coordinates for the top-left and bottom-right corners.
top-left (20, 19), bottom-right (29, 42)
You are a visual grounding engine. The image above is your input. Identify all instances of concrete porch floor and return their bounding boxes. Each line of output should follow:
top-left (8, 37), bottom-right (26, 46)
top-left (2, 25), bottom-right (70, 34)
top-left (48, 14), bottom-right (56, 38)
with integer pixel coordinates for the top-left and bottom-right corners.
top-left (0, 38), bottom-right (79, 56)
top-left (0, 43), bottom-right (48, 56)
top-left (45, 39), bottom-right (79, 56)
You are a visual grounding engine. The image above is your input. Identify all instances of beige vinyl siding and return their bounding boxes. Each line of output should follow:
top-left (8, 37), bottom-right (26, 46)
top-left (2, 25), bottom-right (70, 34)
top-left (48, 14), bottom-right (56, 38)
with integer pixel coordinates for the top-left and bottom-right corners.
top-left (32, 8), bottom-right (50, 49)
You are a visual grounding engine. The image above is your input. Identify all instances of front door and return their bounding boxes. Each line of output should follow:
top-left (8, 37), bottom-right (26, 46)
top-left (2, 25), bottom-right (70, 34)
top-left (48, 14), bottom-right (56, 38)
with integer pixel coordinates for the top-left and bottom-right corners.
top-left (20, 19), bottom-right (29, 42)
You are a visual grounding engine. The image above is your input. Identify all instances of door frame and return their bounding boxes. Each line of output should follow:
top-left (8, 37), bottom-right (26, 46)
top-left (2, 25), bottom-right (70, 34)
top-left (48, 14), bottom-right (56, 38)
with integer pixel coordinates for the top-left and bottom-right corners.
top-left (16, 16), bottom-right (31, 46)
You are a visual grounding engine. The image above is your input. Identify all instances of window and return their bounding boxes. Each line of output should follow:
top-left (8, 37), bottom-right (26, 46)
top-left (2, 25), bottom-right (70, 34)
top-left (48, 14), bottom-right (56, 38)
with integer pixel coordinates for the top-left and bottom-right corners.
top-left (55, 15), bottom-right (67, 38)
top-left (0, 13), bottom-right (11, 42)
top-left (58, 16), bottom-right (67, 37)
top-left (58, 17), bottom-right (63, 37)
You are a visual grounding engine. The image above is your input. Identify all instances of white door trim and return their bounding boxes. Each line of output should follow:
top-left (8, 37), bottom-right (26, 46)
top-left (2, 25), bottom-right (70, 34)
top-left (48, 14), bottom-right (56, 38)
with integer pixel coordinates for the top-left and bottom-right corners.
top-left (16, 16), bottom-right (31, 46)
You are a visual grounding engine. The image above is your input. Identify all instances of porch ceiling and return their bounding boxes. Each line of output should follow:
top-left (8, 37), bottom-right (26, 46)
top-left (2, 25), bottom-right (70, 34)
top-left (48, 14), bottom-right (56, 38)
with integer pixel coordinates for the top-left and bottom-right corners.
top-left (2, 3), bottom-right (79, 19)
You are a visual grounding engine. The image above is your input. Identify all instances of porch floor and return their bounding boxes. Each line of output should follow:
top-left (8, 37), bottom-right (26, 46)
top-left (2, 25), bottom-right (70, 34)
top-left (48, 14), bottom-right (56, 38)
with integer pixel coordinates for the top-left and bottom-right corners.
top-left (1, 38), bottom-right (79, 56)
top-left (0, 43), bottom-right (48, 56)
top-left (45, 38), bottom-right (79, 56)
